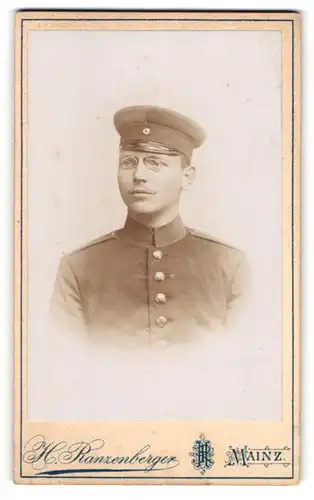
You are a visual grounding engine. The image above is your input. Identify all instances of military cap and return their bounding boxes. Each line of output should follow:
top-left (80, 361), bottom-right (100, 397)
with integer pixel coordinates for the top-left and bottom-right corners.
top-left (114, 105), bottom-right (206, 159)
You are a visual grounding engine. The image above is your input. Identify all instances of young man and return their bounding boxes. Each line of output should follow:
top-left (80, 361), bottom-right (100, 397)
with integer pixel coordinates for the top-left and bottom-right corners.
top-left (50, 105), bottom-right (249, 346)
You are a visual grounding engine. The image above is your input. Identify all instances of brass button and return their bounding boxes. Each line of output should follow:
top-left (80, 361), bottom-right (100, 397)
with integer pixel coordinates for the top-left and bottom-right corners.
top-left (155, 316), bottom-right (168, 328)
top-left (152, 249), bottom-right (163, 260)
top-left (154, 271), bottom-right (165, 281)
top-left (155, 293), bottom-right (166, 304)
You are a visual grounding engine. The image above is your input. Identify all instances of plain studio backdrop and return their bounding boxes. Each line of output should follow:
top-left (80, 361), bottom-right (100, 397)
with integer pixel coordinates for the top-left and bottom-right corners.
top-left (27, 29), bottom-right (282, 421)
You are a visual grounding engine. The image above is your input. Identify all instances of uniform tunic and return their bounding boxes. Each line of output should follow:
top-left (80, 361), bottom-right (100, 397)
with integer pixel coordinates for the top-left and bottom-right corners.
top-left (50, 216), bottom-right (249, 346)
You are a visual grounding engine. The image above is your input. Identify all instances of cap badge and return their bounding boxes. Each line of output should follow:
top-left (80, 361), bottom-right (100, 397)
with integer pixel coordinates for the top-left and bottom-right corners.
top-left (142, 127), bottom-right (151, 135)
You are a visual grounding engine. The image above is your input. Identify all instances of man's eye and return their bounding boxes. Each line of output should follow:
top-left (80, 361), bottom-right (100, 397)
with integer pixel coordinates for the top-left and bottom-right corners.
top-left (120, 157), bottom-right (137, 168)
top-left (145, 158), bottom-right (159, 167)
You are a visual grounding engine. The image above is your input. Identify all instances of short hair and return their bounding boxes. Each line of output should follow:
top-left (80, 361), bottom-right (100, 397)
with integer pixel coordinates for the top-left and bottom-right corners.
top-left (180, 154), bottom-right (190, 168)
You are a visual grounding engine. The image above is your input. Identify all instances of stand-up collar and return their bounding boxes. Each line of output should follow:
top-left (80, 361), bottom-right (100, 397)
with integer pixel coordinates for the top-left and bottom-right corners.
top-left (116, 215), bottom-right (186, 247)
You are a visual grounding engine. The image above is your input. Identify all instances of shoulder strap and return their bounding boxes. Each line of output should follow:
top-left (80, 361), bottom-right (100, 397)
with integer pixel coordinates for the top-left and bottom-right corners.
top-left (69, 230), bottom-right (117, 254)
top-left (188, 227), bottom-right (238, 251)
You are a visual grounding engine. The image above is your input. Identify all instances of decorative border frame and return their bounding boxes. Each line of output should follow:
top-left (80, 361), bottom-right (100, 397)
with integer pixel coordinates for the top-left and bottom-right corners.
top-left (14, 11), bottom-right (300, 484)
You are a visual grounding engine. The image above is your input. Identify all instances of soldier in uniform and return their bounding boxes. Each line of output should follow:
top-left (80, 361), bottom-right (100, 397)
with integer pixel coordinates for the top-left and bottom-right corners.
top-left (50, 105), bottom-right (249, 346)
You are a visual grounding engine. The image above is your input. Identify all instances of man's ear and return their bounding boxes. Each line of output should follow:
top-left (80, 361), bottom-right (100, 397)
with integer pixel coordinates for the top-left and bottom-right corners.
top-left (181, 165), bottom-right (196, 191)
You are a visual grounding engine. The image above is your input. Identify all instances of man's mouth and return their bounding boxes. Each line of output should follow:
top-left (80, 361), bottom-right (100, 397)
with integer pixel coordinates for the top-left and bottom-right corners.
top-left (129, 188), bottom-right (156, 195)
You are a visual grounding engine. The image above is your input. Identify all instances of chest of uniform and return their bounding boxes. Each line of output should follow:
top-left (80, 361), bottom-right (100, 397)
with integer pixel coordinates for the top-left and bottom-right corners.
top-left (81, 242), bottom-right (227, 324)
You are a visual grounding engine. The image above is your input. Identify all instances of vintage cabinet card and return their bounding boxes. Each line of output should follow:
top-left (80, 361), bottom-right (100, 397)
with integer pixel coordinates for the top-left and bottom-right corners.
top-left (14, 11), bottom-right (301, 485)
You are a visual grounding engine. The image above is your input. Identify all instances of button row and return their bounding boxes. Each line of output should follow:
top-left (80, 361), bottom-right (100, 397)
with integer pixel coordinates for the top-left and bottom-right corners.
top-left (152, 251), bottom-right (168, 328)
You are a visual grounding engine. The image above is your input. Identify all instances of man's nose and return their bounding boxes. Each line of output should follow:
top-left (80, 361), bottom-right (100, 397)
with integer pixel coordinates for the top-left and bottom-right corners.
top-left (133, 158), bottom-right (148, 181)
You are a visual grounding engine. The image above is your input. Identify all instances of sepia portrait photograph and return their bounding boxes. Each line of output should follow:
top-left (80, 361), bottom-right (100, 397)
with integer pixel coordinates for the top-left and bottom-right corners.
top-left (14, 11), bottom-right (300, 485)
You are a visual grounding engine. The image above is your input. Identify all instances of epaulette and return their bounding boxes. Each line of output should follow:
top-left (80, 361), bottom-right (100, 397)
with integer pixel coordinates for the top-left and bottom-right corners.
top-left (188, 227), bottom-right (239, 251)
top-left (68, 231), bottom-right (117, 255)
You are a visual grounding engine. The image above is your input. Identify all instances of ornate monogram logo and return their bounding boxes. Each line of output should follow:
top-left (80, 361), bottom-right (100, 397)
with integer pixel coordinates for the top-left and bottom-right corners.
top-left (189, 434), bottom-right (215, 475)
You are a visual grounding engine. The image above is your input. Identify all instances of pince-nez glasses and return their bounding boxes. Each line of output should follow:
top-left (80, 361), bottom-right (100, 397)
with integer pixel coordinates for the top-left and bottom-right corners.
top-left (119, 155), bottom-right (168, 173)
